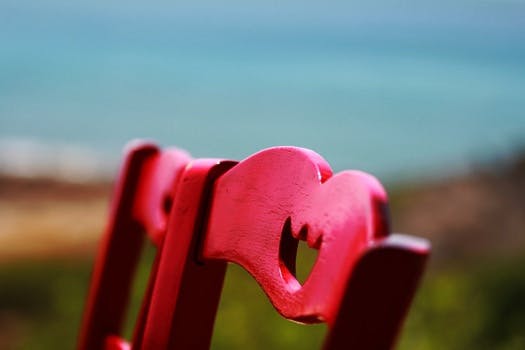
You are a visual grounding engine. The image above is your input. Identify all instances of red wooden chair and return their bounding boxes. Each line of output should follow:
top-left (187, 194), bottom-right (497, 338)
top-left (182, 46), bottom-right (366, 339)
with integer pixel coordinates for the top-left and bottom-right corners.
top-left (80, 143), bottom-right (429, 350)
top-left (78, 141), bottom-right (191, 350)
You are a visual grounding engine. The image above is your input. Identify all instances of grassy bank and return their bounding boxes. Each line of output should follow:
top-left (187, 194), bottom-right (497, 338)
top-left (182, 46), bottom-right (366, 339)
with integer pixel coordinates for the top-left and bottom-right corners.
top-left (1, 252), bottom-right (524, 349)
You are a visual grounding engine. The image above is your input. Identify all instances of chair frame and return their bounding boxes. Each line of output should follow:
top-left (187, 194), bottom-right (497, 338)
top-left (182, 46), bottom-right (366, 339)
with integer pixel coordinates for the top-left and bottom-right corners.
top-left (79, 141), bottom-right (429, 350)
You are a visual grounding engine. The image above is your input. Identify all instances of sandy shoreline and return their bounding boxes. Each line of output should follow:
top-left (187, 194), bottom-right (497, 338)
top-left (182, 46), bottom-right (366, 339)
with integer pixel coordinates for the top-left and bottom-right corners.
top-left (0, 176), bottom-right (111, 262)
top-left (1, 153), bottom-right (524, 264)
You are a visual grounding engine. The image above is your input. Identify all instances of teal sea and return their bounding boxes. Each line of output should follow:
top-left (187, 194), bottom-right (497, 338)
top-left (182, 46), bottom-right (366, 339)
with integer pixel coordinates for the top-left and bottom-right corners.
top-left (1, 1), bottom-right (524, 180)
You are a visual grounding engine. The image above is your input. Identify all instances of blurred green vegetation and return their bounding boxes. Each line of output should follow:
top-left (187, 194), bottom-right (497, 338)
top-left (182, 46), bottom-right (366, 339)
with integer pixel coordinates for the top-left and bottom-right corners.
top-left (0, 259), bottom-right (91, 349)
top-left (1, 245), bottom-right (524, 349)
top-left (399, 255), bottom-right (525, 350)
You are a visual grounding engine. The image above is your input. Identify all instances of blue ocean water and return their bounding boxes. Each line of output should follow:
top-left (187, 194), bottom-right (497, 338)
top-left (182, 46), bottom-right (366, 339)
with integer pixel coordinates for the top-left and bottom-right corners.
top-left (1, 1), bottom-right (524, 180)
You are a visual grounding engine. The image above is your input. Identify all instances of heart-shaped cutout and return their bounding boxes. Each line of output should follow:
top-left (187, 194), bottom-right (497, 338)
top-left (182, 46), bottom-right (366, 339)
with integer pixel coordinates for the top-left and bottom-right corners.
top-left (203, 146), bottom-right (388, 324)
top-left (279, 217), bottom-right (320, 288)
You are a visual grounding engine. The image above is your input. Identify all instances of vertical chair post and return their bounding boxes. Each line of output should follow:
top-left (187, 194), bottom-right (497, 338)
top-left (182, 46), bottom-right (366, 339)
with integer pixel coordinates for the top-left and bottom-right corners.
top-left (141, 159), bottom-right (236, 350)
top-left (324, 235), bottom-right (429, 350)
top-left (78, 142), bottom-right (190, 350)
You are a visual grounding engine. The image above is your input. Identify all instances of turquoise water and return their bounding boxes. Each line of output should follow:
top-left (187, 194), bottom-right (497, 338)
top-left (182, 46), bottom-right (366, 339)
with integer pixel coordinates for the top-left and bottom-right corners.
top-left (1, 1), bottom-right (524, 180)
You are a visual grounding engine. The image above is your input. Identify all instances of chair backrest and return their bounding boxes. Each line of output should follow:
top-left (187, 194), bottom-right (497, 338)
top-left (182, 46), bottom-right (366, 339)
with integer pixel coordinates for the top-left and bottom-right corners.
top-left (80, 143), bottom-right (429, 350)
top-left (78, 141), bottom-right (191, 350)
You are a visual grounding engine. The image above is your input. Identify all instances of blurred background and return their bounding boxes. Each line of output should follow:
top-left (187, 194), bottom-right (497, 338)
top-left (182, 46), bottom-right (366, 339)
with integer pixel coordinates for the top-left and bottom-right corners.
top-left (1, 0), bottom-right (524, 349)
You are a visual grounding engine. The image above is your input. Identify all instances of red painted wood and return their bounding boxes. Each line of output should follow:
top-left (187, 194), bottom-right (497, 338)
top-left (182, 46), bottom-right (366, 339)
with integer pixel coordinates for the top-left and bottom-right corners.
top-left (105, 335), bottom-right (131, 350)
top-left (80, 144), bottom-right (429, 350)
top-left (138, 146), bottom-right (429, 350)
top-left (78, 141), bottom-right (191, 350)
top-left (203, 147), bottom-right (429, 349)
top-left (140, 159), bottom-right (237, 350)
top-left (204, 147), bottom-right (392, 324)
top-left (323, 234), bottom-right (429, 349)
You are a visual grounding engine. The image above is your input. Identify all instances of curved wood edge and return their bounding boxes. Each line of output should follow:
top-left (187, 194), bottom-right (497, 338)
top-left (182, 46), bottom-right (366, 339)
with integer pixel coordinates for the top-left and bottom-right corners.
top-left (203, 147), bottom-right (391, 323)
top-left (133, 147), bottom-right (191, 246)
